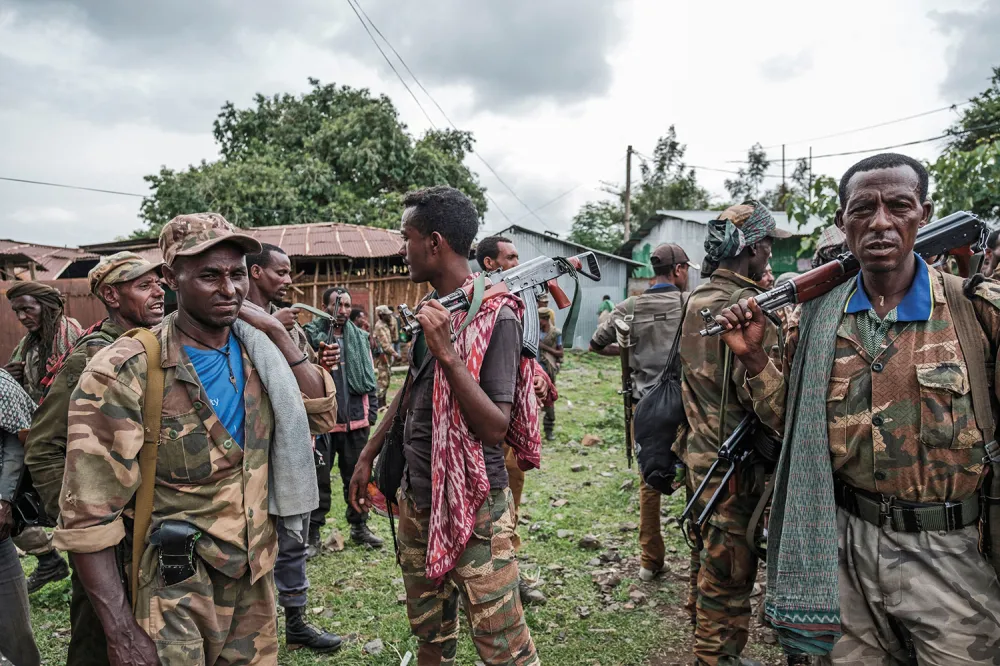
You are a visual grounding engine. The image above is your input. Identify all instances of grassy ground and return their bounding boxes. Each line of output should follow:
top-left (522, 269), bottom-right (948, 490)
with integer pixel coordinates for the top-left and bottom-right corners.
top-left (23, 351), bottom-right (782, 665)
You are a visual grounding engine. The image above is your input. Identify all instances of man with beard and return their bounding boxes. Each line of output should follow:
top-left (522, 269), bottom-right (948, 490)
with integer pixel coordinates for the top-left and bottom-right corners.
top-left (25, 252), bottom-right (163, 666)
top-left (349, 187), bottom-right (540, 665)
top-left (53, 213), bottom-right (338, 666)
top-left (5, 282), bottom-right (83, 593)
top-left (245, 242), bottom-right (342, 653)
top-left (304, 287), bottom-right (382, 553)
top-left (716, 153), bottom-right (1000, 664)
top-left (677, 200), bottom-right (790, 666)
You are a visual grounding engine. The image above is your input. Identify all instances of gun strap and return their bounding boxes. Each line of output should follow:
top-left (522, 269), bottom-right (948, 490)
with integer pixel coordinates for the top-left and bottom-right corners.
top-left (456, 274), bottom-right (487, 337)
top-left (716, 287), bottom-right (754, 450)
top-left (747, 477), bottom-right (774, 561)
top-left (123, 328), bottom-right (165, 615)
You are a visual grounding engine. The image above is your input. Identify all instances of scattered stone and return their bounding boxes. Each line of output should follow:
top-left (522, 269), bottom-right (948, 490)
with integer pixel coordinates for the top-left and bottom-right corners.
top-left (618, 522), bottom-right (638, 532)
top-left (600, 472), bottom-right (613, 478)
top-left (578, 534), bottom-right (601, 550)
top-left (571, 464), bottom-right (585, 473)
top-left (582, 481), bottom-right (592, 487)
top-left (310, 606), bottom-right (325, 615)
top-left (664, 515), bottom-right (678, 526)
top-left (362, 638), bottom-right (384, 656)
top-left (667, 545), bottom-right (678, 554)
top-left (323, 529), bottom-right (345, 552)
top-left (752, 582), bottom-right (764, 598)
top-left (581, 434), bottom-right (602, 447)
top-left (397, 593), bottom-right (407, 605)
top-left (554, 513), bottom-right (565, 520)
top-left (608, 463), bottom-right (617, 470)
top-left (599, 549), bottom-right (622, 563)
top-left (623, 602), bottom-right (636, 610)
top-left (551, 498), bottom-right (569, 508)
top-left (628, 589), bottom-right (647, 605)
top-left (557, 529), bottom-right (573, 539)
top-left (566, 440), bottom-right (580, 448)
top-left (577, 606), bottom-right (591, 619)
top-left (322, 609), bottom-right (335, 619)
top-left (618, 478), bottom-right (635, 491)
top-left (529, 523), bottom-right (543, 533)
top-left (587, 557), bottom-right (602, 566)
top-left (762, 630), bottom-right (778, 645)
top-left (592, 570), bottom-right (622, 589)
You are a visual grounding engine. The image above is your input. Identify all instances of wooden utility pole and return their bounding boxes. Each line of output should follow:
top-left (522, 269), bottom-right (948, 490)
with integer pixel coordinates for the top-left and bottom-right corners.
top-left (623, 144), bottom-right (633, 242)
top-left (808, 146), bottom-right (814, 202)
top-left (781, 144), bottom-right (786, 191)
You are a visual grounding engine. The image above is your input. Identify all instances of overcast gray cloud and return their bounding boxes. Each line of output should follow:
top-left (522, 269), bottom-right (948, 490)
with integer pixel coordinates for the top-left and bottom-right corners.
top-left (931, 1), bottom-right (1000, 99)
top-left (759, 50), bottom-right (813, 83)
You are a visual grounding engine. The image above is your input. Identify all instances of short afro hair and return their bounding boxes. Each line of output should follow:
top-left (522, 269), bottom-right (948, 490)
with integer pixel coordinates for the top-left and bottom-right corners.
top-left (475, 235), bottom-right (512, 271)
top-left (838, 153), bottom-right (929, 208)
top-left (403, 186), bottom-right (479, 258)
top-left (349, 307), bottom-right (365, 323)
top-left (246, 243), bottom-right (287, 272)
top-left (321, 286), bottom-right (349, 307)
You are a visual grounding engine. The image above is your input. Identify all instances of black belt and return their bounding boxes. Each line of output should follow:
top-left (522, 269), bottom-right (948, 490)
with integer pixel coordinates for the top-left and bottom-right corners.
top-left (833, 478), bottom-right (979, 532)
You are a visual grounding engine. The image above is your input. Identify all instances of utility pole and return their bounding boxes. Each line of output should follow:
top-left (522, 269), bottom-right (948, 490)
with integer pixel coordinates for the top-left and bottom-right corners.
top-left (808, 146), bottom-right (814, 203)
top-left (781, 144), bottom-right (786, 191)
top-left (624, 144), bottom-right (633, 242)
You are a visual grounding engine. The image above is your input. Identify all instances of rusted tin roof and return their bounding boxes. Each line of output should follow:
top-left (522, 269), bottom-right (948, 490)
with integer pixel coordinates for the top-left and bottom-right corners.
top-left (0, 239), bottom-right (97, 277)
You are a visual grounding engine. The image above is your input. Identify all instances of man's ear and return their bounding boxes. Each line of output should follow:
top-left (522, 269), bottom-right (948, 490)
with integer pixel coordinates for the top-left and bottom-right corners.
top-left (429, 231), bottom-right (445, 254)
top-left (99, 285), bottom-right (120, 309)
top-left (835, 208), bottom-right (845, 232)
top-left (161, 264), bottom-right (179, 291)
top-left (250, 264), bottom-right (263, 279)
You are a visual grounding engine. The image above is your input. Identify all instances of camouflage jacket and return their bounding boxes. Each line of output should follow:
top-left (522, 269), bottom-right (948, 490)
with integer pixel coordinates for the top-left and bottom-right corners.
top-left (747, 263), bottom-right (1000, 503)
top-left (52, 314), bottom-right (337, 583)
top-left (25, 318), bottom-right (125, 521)
top-left (373, 320), bottom-right (394, 360)
top-left (678, 269), bottom-right (781, 535)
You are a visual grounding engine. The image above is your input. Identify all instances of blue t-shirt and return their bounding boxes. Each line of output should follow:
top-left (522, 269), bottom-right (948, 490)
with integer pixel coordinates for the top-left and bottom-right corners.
top-left (184, 334), bottom-right (246, 449)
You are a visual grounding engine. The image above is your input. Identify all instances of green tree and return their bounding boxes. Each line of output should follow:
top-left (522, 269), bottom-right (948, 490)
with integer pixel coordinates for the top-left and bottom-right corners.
top-left (725, 143), bottom-right (771, 202)
top-left (137, 78), bottom-right (487, 236)
top-left (568, 126), bottom-right (710, 252)
top-left (929, 68), bottom-right (1000, 220)
top-left (784, 174), bottom-right (840, 255)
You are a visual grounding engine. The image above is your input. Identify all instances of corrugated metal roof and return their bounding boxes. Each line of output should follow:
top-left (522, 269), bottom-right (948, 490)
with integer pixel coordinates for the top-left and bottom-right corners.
top-left (493, 225), bottom-right (644, 267)
top-left (82, 222), bottom-right (404, 262)
top-left (0, 239), bottom-right (97, 277)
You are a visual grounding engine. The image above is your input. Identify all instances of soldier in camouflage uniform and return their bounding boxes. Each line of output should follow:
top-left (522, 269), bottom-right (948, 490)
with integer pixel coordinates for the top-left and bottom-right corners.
top-left (349, 187), bottom-right (539, 665)
top-left (373, 305), bottom-right (400, 407)
top-left (246, 242), bottom-right (342, 654)
top-left (718, 154), bottom-right (1000, 665)
top-left (24, 251), bottom-right (163, 666)
top-left (677, 201), bottom-right (790, 666)
top-left (53, 214), bottom-right (338, 666)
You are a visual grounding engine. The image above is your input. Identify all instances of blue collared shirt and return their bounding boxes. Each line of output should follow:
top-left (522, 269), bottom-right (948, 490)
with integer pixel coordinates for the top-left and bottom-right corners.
top-left (845, 253), bottom-right (934, 322)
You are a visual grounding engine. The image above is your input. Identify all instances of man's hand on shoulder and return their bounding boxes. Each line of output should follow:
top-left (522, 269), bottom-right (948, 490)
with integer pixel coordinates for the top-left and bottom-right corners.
top-left (272, 307), bottom-right (301, 332)
top-left (715, 297), bottom-right (770, 377)
top-left (238, 301), bottom-right (284, 338)
top-left (414, 300), bottom-right (456, 365)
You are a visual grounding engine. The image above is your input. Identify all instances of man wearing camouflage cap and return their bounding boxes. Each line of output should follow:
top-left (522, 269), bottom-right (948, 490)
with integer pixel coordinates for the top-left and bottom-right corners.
top-left (675, 200), bottom-right (790, 666)
top-left (25, 251), bottom-right (164, 666)
top-left (54, 213), bottom-right (339, 666)
top-left (372, 305), bottom-right (400, 407)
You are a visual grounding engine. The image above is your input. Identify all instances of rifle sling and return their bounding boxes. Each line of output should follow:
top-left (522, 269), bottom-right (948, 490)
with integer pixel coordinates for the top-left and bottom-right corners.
top-left (124, 328), bottom-right (165, 614)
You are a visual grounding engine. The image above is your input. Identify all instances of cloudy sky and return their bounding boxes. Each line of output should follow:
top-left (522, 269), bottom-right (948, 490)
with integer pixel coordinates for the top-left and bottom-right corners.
top-left (1, 0), bottom-right (998, 247)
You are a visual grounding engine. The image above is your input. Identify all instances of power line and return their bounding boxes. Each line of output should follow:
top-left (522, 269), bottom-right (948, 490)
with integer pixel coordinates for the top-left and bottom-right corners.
top-left (758, 101), bottom-right (971, 150)
top-left (347, 0), bottom-right (558, 229)
top-left (631, 150), bottom-right (783, 180)
top-left (0, 176), bottom-right (146, 197)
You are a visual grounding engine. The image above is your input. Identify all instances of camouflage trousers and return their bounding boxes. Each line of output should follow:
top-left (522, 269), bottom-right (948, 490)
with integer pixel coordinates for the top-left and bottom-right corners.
top-left (376, 357), bottom-right (391, 406)
top-left (503, 445), bottom-right (526, 551)
top-left (12, 525), bottom-right (55, 556)
top-left (693, 522), bottom-right (758, 666)
top-left (398, 488), bottom-right (539, 666)
top-left (818, 507), bottom-right (1000, 666)
top-left (135, 546), bottom-right (278, 666)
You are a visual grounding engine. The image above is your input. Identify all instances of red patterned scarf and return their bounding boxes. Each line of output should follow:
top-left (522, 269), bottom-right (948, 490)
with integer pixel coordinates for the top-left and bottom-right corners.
top-left (39, 318), bottom-right (103, 401)
top-left (426, 280), bottom-right (541, 580)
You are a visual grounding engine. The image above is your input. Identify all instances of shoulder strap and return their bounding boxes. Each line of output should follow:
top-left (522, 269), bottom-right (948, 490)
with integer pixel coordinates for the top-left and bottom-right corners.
top-left (455, 274), bottom-right (487, 337)
top-left (121, 328), bottom-right (165, 614)
top-left (942, 274), bottom-right (995, 439)
top-left (625, 296), bottom-right (636, 319)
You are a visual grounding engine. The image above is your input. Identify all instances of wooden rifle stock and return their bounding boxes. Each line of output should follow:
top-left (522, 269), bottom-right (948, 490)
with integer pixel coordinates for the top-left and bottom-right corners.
top-left (790, 255), bottom-right (859, 303)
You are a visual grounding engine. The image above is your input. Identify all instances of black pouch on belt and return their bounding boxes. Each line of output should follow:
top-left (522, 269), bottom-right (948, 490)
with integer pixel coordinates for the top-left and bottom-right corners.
top-left (149, 520), bottom-right (202, 586)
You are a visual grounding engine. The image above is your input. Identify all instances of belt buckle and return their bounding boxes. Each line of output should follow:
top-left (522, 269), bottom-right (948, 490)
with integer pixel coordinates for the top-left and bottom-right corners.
top-left (879, 494), bottom-right (896, 529)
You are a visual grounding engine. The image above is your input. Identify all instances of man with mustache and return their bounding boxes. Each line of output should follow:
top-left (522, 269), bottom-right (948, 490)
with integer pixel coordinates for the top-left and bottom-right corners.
top-left (25, 252), bottom-right (164, 666)
top-left (54, 213), bottom-right (338, 666)
top-left (716, 153), bottom-right (1000, 664)
top-left (245, 242), bottom-right (342, 653)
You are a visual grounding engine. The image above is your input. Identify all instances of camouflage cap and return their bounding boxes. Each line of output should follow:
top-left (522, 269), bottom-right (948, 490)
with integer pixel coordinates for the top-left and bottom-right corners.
top-left (88, 251), bottom-right (162, 296)
top-left (159, 213), bottom-right (262, 267)
top-left (538, 306), bottom-right (556, 321)
top-left (375, 304), bottom-right (393, 316)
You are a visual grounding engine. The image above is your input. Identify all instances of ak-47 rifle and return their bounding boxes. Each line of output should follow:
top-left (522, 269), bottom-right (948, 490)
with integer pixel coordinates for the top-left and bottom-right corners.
top-left (679, 414), bottom-right (757, 549)
top-left (614, 316), bottom-right (635, 468)
top-left (699, 210), bottom-right (988, 337)
top-left (398, 252), bottom-right (602, 357)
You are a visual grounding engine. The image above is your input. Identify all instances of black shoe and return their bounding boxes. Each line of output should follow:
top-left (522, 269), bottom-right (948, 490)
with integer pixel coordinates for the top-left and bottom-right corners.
top-left (26, 551), bottom-right (69, 594)
top-left (350, 523), bottom-right (384, 549)
top-left (544, 430), bottom-right (555, 442)
top-left (518, 578), bottom-right (547, 606)
top-left (284, 606), bottom-right (342, 653)
top-left (305, 528), bottom-right (321, 560)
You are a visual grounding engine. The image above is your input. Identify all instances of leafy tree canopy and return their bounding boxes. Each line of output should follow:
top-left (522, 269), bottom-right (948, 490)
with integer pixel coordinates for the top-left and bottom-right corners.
top-left (568, 126), bottom-right (710, 253)
top-left (929, 67), bottom-right (1000, 221)
top-left (136, 78), bottom-right (487, 236)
